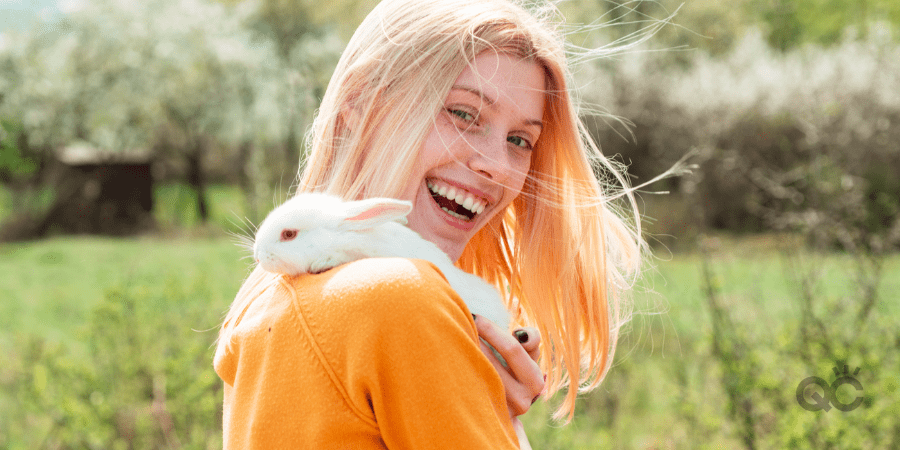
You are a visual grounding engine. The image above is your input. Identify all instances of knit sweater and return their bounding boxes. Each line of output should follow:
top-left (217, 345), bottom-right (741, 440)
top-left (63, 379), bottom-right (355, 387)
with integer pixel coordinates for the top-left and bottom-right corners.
top-left (214, 257), bottom-right (519, 449)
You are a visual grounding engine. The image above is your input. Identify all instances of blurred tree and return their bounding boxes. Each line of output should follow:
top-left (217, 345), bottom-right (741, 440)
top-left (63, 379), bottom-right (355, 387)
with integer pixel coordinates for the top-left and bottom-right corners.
top-left (219, 0), bottom-right (376, 42)
top-left (214, 0), bottom-right (373, 169)
top-left (141, 0), bottom-right (254, 222)
top-left (0, 119), bottom-right (38, 184)
top-left (0, 0), bottom-right (312, 227)
top-left (0, 48), bottom-right (37, 185)
top-left (557, 0), bottom-right (899, 57)
top-left (756, 0), bottom-right (900, 50)
top-left (556, 0), bottom-right (756, 57)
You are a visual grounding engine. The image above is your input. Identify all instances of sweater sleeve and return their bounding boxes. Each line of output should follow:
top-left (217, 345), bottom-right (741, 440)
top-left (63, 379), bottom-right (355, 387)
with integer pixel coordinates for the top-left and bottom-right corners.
top-left (307, 257), bottom-right (520, 449)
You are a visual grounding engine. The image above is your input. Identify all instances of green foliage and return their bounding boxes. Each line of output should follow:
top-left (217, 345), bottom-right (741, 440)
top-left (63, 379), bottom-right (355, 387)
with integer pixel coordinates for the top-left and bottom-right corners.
top-left (524, 241), bottom-right (900, 448)
top-left (0, 234), bottom-right (898, 448)
top-left (0, 237), bottom-right (247, 448)
top-left (0, 0), bottom-right (344, 226)
top-left (761, 0), bottom-right (804, 51)
top-left (756, 0), bottom-right (900, 50)
top-left (582, 30), bottom-right (900, 244)
top-left (1, 284), bottom-right (223, 448)
top-left (557, 0), bottom-right (899, 58)
top-left (151, 182), bottom-right (277, 235)
top-left (4, 0), bottom-right (898, 237)
top-left (695, 241), bottom-right (900, 449)
top-left (0, 118), bottom-right (37, 181)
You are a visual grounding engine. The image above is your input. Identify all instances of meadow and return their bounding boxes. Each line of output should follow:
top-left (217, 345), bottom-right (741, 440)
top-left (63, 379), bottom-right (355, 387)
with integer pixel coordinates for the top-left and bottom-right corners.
top-left (2, 0), bottom-right (898, 446)
top-left (1, 188), bottom-right (897, 448)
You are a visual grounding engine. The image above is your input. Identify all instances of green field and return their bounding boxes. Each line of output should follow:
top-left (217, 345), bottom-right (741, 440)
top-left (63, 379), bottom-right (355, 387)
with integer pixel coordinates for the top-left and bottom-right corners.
top-left (1, 233), bottom-right (897, 449)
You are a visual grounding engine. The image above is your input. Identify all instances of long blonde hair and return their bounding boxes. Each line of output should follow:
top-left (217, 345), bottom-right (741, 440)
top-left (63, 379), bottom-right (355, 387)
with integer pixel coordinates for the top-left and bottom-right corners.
top-left (221, 0), bottom-right (644, 421)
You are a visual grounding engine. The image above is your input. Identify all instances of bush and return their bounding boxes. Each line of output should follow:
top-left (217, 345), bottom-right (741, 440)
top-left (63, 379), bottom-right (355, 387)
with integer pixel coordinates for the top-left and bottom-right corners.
top-left (0, 280), bottom-right (223, 449)
top-left (581, 29), bottom-right (900, 241)
top-left (699, 240), bottom-right (900, 449)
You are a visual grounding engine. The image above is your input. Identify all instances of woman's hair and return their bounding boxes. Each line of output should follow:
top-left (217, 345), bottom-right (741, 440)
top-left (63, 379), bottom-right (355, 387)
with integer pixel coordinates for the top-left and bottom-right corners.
top-left (222, 0), bottom-right (645, 421)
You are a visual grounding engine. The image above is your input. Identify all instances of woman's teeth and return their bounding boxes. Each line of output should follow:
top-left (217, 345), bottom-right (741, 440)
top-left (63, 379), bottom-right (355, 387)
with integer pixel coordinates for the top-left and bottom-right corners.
top-left (441, 206), bottom-right (469, 220)
top-left (427, 180), bottom-right (486, 219)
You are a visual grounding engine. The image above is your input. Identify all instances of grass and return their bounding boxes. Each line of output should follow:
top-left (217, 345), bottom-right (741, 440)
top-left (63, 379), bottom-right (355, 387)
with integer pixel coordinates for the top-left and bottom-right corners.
top-left (0, 236), bottom-right (252, 357)
top-left (153, 183), bottom-right (265, 234)
top-left (521, 235), bottom-right (900, 449)
top-left (1, 183), bottom-right (898, 448)
top-left (3, 233), bottom-right (898, 448)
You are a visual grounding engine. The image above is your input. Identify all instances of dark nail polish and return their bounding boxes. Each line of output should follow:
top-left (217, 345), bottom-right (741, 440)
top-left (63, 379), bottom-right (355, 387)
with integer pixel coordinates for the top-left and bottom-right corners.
top-left (514, 329), bottom-right (529, 344)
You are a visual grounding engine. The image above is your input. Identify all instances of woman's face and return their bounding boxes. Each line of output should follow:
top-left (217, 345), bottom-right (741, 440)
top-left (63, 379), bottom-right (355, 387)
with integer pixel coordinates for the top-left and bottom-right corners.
top-left (400, 51), bottom-right (546, 261)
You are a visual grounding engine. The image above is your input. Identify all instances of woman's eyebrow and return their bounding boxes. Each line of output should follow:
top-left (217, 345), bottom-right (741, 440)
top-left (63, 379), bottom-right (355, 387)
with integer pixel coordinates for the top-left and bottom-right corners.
top-left (451, 84), bottom-right (496, 106)
top-left (450, 84), bottom-right (543, 130)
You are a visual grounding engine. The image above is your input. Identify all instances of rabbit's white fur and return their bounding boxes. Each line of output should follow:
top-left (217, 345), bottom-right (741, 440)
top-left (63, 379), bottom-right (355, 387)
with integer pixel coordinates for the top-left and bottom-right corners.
top-left (253, 193), bottom-right (510, 328)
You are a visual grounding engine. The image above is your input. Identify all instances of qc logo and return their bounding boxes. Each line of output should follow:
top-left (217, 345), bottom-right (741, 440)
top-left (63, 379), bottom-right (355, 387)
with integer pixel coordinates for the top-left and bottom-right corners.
top-left (796, 365), bottom-right (864, 412)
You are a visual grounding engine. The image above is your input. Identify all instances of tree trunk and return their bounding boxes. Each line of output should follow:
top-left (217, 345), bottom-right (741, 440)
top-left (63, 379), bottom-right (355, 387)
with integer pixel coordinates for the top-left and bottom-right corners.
top-left (187, 139), bottom-right (209, 223)
top-left (285, 120), bottom-right (299, 171)
top-left (236, 139), bottom-right (257, 220)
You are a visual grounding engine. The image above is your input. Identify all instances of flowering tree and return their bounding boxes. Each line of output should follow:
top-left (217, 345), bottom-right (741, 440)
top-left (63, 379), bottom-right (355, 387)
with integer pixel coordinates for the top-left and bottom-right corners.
top-left (0, 0), bottom-right (345, 227)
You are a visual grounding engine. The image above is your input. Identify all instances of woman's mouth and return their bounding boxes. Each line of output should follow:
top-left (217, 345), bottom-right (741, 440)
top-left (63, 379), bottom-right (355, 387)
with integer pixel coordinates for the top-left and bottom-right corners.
top-left (426, 179), bottom-right (486, 222)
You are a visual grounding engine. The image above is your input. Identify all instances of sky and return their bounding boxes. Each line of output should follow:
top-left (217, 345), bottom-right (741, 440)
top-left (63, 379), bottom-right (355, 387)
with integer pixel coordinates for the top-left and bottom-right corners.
top-left (0, 0), bottom-right (66, 36)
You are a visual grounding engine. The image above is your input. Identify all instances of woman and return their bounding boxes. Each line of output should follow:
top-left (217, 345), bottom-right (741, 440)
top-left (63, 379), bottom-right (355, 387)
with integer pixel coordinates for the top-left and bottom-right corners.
top-left (215, 0), bottom-right (644, 448)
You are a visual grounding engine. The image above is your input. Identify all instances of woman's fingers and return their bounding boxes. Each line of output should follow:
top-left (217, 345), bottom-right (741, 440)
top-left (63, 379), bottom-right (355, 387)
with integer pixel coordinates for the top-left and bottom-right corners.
top-left (513, 326), bottom-right (541, 362)
top-left (475, 317), bottom-right (543, 388)
top-left (474, 315), bottom-right (545, 417)
top-left (478, 339), bottom-right (532, 416)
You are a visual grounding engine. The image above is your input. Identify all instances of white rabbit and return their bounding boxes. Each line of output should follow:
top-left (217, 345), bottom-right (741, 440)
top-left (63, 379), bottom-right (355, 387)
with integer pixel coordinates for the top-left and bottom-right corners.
top-left (253, 192), bottom-right (510, 328)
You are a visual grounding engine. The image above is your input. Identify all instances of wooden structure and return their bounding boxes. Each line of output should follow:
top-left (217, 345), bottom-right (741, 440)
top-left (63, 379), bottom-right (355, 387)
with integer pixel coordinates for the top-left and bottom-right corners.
top-left (41, 142), bottom-right (155, 236)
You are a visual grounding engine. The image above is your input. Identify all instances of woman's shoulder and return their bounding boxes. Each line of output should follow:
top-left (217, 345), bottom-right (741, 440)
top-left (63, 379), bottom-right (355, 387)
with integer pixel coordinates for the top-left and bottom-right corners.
top-left (287, 257), bottom-right (481, 377)
top-left (282, 258), bottom-right (512, 448)
top-left (322, 257), bottom-right (450, 297)
top-left (289, 257), bottom-right (469, 326)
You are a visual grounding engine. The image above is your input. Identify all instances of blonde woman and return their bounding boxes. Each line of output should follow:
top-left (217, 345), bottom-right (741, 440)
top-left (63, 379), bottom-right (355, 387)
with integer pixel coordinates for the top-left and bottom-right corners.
top-left (215, 0), bottom-right (643, 447)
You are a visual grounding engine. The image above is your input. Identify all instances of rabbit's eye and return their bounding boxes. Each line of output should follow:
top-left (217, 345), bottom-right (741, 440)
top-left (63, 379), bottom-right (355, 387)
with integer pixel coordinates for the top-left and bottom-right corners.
top-left (280, 229), bottom-right (299, 241)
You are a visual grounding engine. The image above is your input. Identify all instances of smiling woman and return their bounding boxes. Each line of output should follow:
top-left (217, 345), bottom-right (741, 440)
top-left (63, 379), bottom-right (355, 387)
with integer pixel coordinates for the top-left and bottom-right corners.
top-left (404, 52), bottom-right (546, 260)
top-left (216, 0), bottom-right (645, 448)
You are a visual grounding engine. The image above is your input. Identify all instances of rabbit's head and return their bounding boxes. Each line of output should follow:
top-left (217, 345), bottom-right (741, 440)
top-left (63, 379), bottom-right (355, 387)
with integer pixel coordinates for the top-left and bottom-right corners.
top-left (253, 193), bottom-right (412, 275)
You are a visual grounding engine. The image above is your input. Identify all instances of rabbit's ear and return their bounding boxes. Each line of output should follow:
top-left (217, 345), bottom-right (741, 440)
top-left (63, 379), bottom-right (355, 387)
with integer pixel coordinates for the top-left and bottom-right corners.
top-left (341, 198), bottom-right (412, 231)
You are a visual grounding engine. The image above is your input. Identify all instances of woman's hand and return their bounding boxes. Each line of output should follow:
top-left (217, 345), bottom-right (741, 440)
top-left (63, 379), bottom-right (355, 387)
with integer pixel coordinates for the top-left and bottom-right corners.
top-left (473, 315), bottom-right (545, 417)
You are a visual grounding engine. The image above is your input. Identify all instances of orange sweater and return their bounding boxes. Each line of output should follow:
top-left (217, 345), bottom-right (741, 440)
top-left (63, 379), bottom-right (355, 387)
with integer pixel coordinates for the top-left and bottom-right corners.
top-left (214, 257), bottom-right (519, 449)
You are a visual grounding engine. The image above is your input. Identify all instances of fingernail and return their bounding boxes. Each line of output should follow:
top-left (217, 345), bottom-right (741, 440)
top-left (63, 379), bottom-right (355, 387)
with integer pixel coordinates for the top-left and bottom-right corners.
top-left (514, 329), bottom-right (529, 344)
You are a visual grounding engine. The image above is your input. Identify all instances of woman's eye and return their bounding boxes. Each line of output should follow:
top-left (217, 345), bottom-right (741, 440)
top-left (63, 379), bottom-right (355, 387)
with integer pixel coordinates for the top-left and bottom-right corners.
top-left (449, 109), bottom-right (475, 122)
top-left (507, 135), bottom-right (532, 149)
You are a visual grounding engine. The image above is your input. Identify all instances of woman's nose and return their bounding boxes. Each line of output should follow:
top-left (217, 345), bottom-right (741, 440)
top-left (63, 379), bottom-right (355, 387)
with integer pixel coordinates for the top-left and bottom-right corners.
top-left (465, 133), bottom-right (511, 181)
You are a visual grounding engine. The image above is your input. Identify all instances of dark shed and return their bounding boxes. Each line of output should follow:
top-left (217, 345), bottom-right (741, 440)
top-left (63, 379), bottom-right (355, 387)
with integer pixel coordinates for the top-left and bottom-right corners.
top-left (43, 142), bottom-right (155, 236)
